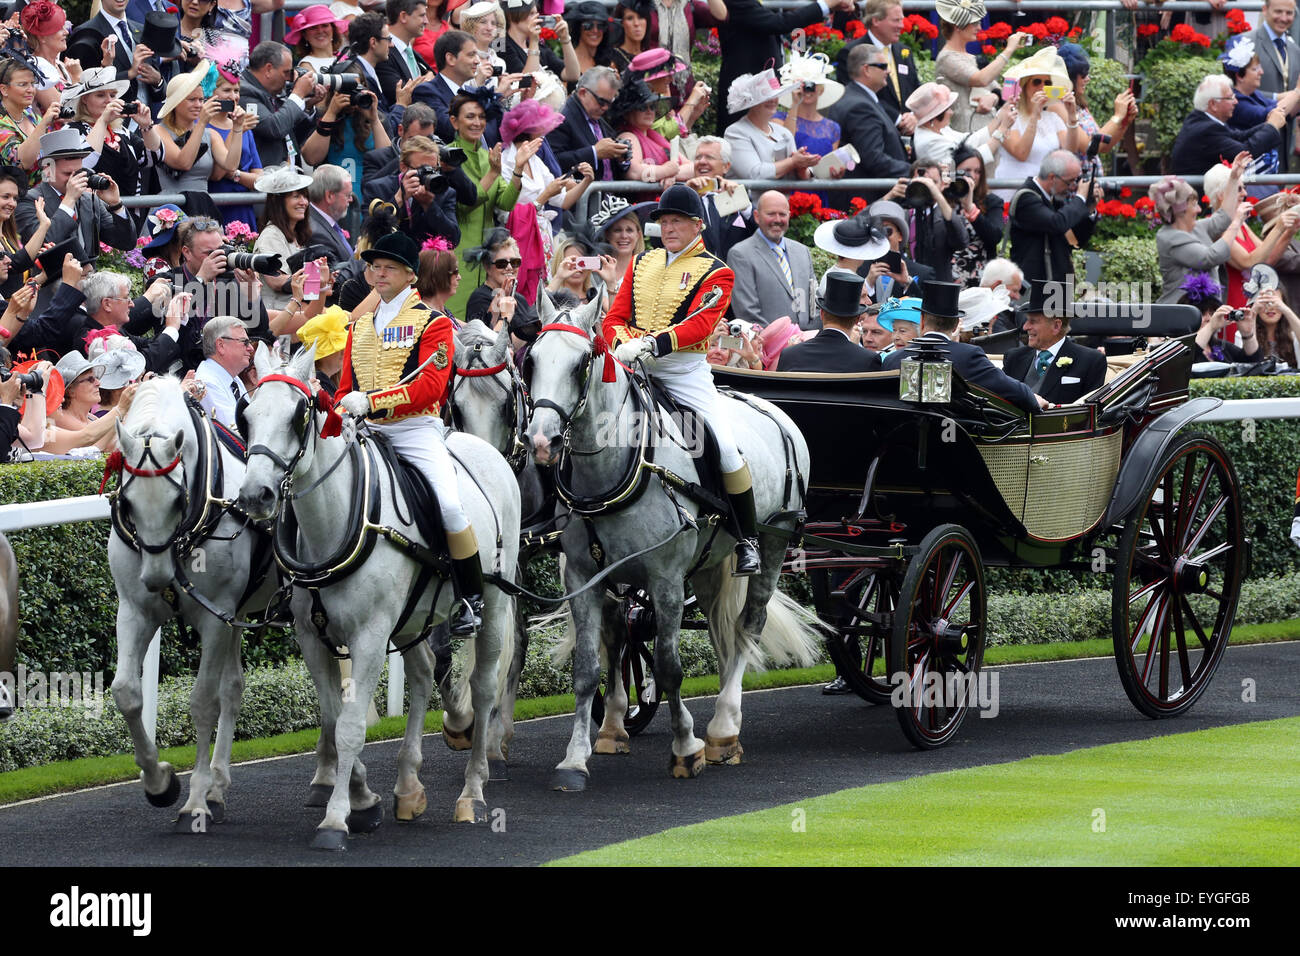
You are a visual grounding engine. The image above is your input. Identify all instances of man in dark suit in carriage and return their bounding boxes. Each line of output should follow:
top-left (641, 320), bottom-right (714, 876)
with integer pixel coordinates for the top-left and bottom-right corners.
top-left (883, 281), bottom-right (1047, 415)
top-left (1002, 279), bottom-right (1108, 406)
top-left (776, 273), bottom-right (882, 372)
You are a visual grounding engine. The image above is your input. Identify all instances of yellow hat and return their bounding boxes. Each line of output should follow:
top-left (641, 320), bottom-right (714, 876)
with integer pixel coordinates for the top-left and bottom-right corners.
top-left (297, 307), bottom-right (350, 360)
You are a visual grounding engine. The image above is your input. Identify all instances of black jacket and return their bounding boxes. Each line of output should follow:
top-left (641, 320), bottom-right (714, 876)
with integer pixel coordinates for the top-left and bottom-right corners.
top-left (548, 95), bottom-right (618, 177)
top-left (364, 172), bottom-right (462, 246)
top-left (1007, 178), bottom-right (1096, 285)
top-left (883, 330), bottom-right (1040, 414)
top-left (375, 43), bottom-right (432, 110)
top-left (834, 39), bottom-right (920, 126)
top-left (1170, 110), bottom-right (1282, 176)
top-left (715, 0), bottom-right (826, 133)
top-left (776, 328), bottom-right (882, 372)
top-left (701, 193), bottom-right (754, 261)
top-left (823, 82), bottom-right (911, 191)
top-left (0, 404), bottom-right (18, 462)
top-left (909, 204), bottom-right (970, 284)
top-left (239, 73), bottom-right (315, 168)
top-left (1002, 337), bottom-right (1108, 405)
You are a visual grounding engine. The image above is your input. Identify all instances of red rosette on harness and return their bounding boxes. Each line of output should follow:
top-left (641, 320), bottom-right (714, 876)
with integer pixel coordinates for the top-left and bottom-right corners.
top-left (99, 450), bottom-right (125, 495)
top-left (592, 333), bottom-right (618, 383)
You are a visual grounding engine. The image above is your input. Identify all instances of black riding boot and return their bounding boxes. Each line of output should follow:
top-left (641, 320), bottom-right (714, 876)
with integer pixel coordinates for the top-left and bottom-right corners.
top-left (449, 555), bottom-right (485, 637)
top-left (728, 487), bottom-right (761, 577)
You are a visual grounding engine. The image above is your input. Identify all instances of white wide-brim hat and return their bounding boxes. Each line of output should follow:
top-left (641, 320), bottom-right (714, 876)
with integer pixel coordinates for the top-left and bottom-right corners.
top-left (958, 285), bottom-right (1011, 331)
top-left (159, 60), bottom-right (212, 119)
top-left (60, 66), bottom-right (130, 105)
top-left (813, 216), bottom-right (890, 261)
top-left (255, 165), bottom-right (316, 194)
top-left (779, 52), bottom-right (844, 110)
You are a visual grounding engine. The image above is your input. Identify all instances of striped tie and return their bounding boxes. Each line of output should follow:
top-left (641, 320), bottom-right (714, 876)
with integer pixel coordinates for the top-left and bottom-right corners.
top-left (774, 243), bottom-right (794, 292)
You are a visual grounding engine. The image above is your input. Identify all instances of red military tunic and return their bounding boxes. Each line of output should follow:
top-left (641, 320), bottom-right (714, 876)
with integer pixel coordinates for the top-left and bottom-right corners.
top-left (334, 291), bottom-right (454, 420)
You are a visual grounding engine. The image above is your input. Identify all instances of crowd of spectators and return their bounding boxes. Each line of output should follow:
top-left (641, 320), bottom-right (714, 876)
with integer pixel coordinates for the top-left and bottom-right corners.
top-left (7, 0), bottom-right (1300, 465)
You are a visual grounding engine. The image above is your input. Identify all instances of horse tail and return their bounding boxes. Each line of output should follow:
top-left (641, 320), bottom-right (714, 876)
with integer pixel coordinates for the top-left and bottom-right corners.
top-left (702, 558), bottom-right (827, 673)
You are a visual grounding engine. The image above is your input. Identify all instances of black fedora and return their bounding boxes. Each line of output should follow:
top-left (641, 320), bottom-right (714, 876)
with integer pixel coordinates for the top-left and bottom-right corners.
top-left (1024, 278), bottom-right (1073, 319)
top-left (920, 280), bottom-right (965, 321)
top-left (141, 11), bottom-right (185, 60)
top-left (819, 271), bottom-right (868, 320)
top-left (360, 231), bottom-right (420, 271)
top-left (650, 183), bottom-right (705, 222)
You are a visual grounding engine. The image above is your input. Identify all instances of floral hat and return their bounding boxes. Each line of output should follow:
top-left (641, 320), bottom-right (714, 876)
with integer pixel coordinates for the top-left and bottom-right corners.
top-left (142, 204), bottom-right (188, 250)
top-left (727, 68), bottom-right (796, 115)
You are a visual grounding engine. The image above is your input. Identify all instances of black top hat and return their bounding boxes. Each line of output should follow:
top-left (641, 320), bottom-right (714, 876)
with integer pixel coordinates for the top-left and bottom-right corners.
top-left (35, 236), bottom-right (83, 274)
top-left (920, 280), bottom-right (965, 321)
top-left (65, 23), bottom-right (109, 71)
top-left (360, 231), bottom-right (420, 271)
top-left (820, 271), bottom-right (869, 320)
top-left (650, 183), bottom-right (704, 222)
top-left (141, 11), bottom-right (185, 60)
top-left (564, 1), bottom-right (610, 25)
top-left (1024, 278), bottom-right (1073, 319)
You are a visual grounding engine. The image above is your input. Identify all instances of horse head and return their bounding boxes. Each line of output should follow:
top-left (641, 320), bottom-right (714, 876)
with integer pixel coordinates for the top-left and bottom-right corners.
top-left (450, 319), bottom-right (517, 455)
top-left (237, 342), bottom-right (322, 521)
top-left (525, 292), bottom-right (606, 466)
top-left (113, 378), bottom-right (192, 593)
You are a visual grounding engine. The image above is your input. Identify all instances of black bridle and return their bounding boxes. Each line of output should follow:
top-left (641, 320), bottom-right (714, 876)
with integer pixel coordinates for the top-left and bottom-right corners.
top-left (113, 436), bottom-right (191, 555)
top-left (447, 341), bottom-right (531, 473)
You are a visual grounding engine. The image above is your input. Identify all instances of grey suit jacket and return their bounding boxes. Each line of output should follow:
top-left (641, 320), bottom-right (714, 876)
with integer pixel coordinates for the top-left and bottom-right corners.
top-left (16, 183), bottom-right (137, 311)
top-left (726, 232), bottom-right (817, 331)
top-left (1255, 24), bottom-right (1300, 94)
top-left (239, 73), bottom-right (313, 168)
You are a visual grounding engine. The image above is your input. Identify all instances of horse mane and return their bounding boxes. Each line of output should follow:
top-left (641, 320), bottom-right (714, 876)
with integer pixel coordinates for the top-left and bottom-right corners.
top-left (121, 376), bottom-right (192, 438)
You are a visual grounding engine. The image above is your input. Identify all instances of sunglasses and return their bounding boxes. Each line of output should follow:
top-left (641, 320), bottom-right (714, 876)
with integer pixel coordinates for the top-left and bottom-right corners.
top-left (189, 218), bottom-right (222, 232)
top-left (582, 89), bottom-right (613, 107)
top-left (491, 257), bottom-right (522, 269)
top-left (581, 20), bottom-right (604, 30)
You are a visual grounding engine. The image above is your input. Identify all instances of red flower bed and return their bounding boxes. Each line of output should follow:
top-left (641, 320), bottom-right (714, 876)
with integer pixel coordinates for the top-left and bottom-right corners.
top-left (902, 14), bottom-right (937, 40)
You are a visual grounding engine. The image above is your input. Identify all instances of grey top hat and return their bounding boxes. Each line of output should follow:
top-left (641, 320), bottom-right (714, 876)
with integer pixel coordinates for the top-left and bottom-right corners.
top-left (39, 128), bottom-right (93, 161)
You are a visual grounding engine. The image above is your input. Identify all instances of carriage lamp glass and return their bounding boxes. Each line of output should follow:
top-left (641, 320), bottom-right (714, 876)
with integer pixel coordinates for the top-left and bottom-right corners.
top-left (900, 358), bottom-right (922, 401)
top-left (922, 360), bottom-right (953, 403)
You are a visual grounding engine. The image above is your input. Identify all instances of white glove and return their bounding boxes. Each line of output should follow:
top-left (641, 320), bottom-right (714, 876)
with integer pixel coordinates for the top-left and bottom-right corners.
top-left (615, 337), bottom-right (655, 365)
top-left (1290, 516), bottom-right (1300, 550)
top-left (339, 391), bottom-right (371, 417)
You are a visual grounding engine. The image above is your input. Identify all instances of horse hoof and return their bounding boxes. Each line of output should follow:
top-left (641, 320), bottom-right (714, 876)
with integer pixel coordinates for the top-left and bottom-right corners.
top-left (346, 802), bottom-right (383, 834)
top-left (393, 786), bottom-right (427, 822)
top-left (206, 800), bottom-right (226, 824)
top-left (310, 828), bottom-right (348, 852)
top-left (488, 759), bottom-right (509, 781)
top-left (172, 809), bottom-right (211, 834)
top-left (144, 768), bottom-right (181, 808)
top-left (443, 721), bottom-right (474, 752)
top-left (550, 768), bottom-right (589, 792)
top-left (453, 797), bottom-right (488, 824)
top-left (304, 784), bottom-right (332, 808)
top-left (594, 730), bottom-right (631, 755)
top-left (669, 748), bottom-right (706, 779)
top-left (705, 735), bottom-right (744, 765)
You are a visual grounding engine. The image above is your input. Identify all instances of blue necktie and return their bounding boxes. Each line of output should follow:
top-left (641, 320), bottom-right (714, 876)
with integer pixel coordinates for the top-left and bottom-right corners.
top-left (1036, 350), bottom-right (1053, 374)
top-left (333, 221), bottom-right (353, 256)
top-left (118, 21), bottom-right (134, 54)
top-left (1278, 36), bottom-right (1289, 72)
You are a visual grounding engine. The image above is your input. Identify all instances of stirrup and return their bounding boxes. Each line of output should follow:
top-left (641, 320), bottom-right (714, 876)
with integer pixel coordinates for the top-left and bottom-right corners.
top-left (732, 537), bottom-right (760, 577)
top-left (450, 594), bottom-right (484, 637)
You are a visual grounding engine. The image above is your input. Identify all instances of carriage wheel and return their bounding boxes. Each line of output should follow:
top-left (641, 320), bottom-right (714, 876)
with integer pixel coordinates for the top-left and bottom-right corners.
top-left (1111, 433), bottom-right (1243, 719)
top-left (814, 568), bottom-right (896, 704)
top-left (889, 525), bottom-right (986, 750)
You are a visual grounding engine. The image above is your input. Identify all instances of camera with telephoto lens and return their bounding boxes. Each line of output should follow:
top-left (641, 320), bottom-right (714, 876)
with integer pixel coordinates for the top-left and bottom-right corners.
top-left (319, 72), bottom-right (373, 109)
top-left (415, 164), bottom-right (448, 192)
top-left (440, 145), bottom-right (467, 167)
top-left (901, 179), bottom-right (934, 210)
top-left (0, 365), bottom-right (43, 393)
top-left (217, 245), bottom-right (282, 278)
top-left (942, 172), bottom-right (971, 204)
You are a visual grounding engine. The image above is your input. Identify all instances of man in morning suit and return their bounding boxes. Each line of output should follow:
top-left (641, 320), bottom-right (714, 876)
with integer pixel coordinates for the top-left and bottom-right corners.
top-left (1007, 150), bottom-right (1096, 286)
top-left (1001, 279), bottom-right (1108, 406)
top-left (834, 0), bottom-right (919, 133)
top-left (825, 43), bottom-right (911, 197)
top-left (776, 273), bottom-right (882, 372)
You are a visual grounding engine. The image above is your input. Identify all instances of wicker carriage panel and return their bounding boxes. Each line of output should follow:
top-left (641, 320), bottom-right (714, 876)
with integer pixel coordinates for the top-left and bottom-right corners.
top-left (977, 443), bottom-right (1029, 522)
top-left (1021, 431), bottom-right (1123, 540)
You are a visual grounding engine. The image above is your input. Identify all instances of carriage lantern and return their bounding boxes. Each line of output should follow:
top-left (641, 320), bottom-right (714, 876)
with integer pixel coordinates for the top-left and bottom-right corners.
top-left (899, 349), bottom-right (952, 404)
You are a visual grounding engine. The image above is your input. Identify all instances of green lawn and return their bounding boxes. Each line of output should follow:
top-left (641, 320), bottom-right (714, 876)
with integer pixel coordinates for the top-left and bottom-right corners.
top-left (548, 718), bottom-right (1300, 867)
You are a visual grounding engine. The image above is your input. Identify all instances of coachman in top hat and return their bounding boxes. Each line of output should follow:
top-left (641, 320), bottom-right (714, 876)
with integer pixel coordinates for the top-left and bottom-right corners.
top-left (335, 231), bottom-right (485, 635)
top-left (601, 184), bottom-right (761, 575)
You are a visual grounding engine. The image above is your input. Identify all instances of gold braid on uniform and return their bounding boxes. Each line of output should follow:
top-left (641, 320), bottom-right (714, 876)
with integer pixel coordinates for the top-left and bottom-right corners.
top-left (630, 238), bottom-right (714, 340)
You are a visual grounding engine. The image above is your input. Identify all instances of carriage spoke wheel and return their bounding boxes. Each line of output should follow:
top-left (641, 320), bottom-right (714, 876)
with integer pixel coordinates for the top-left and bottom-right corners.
top-left (889, 525), bottom-right (986, 750)
top-left (1112, 434), bottom-right (1243, 718)
top-left (814, 567), bottom-right (897, 704)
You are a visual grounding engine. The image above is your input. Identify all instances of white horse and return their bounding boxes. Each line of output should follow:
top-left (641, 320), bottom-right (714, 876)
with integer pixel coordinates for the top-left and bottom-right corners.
top-left (524, 296), bottom-right (823, 788)
top-left (109, 377), bottom-right (275, 828)
top-left (236, 344), bottom-right (520, 849)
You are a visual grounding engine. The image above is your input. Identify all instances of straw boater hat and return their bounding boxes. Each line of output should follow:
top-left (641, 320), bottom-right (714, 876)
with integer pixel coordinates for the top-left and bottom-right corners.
top-left (906, 82), bottom-right (961, 126)
top-left (935, 0), bottom-right (987, 28)
top-left (727, 68), bottom-right (795, 115)
top-left (779, 51), bottom-right (844, 110)
top-left (60, 67), bottom-right (131, 106)
top-left (159, 61), bottom-right (213, 119)
top-left (1003, 47), bottom-right (1071, 89)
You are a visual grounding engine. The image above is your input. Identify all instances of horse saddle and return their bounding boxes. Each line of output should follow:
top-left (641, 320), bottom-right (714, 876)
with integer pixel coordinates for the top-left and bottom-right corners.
top-left (365, 430), bottom-right (448, 557)
top-left (643, 378), bottom-right (728, 517)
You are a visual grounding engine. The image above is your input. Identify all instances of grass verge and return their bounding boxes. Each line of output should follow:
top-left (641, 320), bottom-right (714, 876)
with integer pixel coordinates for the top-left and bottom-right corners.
top-left (547, 717), bottom-right (1300, 866)
top-left (1, 620), bottom-right (1296, 806)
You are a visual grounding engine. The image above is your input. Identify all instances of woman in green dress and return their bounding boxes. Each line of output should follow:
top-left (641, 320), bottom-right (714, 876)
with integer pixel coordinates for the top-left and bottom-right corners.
top-left (445, 92), bottom-right (522, 319)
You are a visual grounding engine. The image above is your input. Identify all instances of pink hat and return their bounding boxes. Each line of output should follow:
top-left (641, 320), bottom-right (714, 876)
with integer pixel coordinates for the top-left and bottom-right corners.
top-left (286, 4), bottom-right (347, 45)
top-left (500, 99), bottom-right (563, 146)
top-left (629, 48), bottom-right (688, 82)
top-left (758, 316), bottom-right (806, 369)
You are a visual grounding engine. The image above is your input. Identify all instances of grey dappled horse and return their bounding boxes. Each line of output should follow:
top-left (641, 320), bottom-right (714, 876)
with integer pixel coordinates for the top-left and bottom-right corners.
top-left (237, 344), bottom-right (521, 849)
top-left (109, 377), bottom-right (275, 827)
top-left (525, 295), bottom-right (822, 788)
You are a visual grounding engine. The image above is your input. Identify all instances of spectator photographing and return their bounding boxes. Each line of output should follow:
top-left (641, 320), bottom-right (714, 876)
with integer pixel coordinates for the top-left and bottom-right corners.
top-left (1007, 149), bottom-right (1095, 286)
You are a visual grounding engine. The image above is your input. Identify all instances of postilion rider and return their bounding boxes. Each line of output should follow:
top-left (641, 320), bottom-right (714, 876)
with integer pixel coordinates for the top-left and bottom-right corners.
top-left (335, 232), bottom-right (484, 636)
top-left (601, 183), bottom-right (761, 576)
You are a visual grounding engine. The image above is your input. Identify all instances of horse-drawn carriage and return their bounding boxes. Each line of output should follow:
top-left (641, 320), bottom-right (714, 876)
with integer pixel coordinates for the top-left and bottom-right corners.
top-left (708, 323), bottom-right (1245, 748)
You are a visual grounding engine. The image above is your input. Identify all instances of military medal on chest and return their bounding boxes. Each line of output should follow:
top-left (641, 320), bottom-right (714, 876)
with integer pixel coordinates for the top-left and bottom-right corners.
top-left (382, 324), bottom-right (416, 349)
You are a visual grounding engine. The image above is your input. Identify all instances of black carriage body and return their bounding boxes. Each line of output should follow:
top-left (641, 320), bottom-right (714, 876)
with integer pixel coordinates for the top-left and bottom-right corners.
top-left (712, 338), bottom-right (1197, 568)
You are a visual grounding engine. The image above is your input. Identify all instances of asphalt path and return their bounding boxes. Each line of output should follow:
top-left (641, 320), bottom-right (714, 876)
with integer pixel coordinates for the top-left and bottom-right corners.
top-left (1, 643), bottom-right (1296, 866)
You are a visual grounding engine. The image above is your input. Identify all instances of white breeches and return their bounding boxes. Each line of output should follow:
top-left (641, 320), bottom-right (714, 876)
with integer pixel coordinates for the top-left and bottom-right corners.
top-left (375, 416), bottom-right (469, 533)
top-left (647, 353), bottom-right (744, 474)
